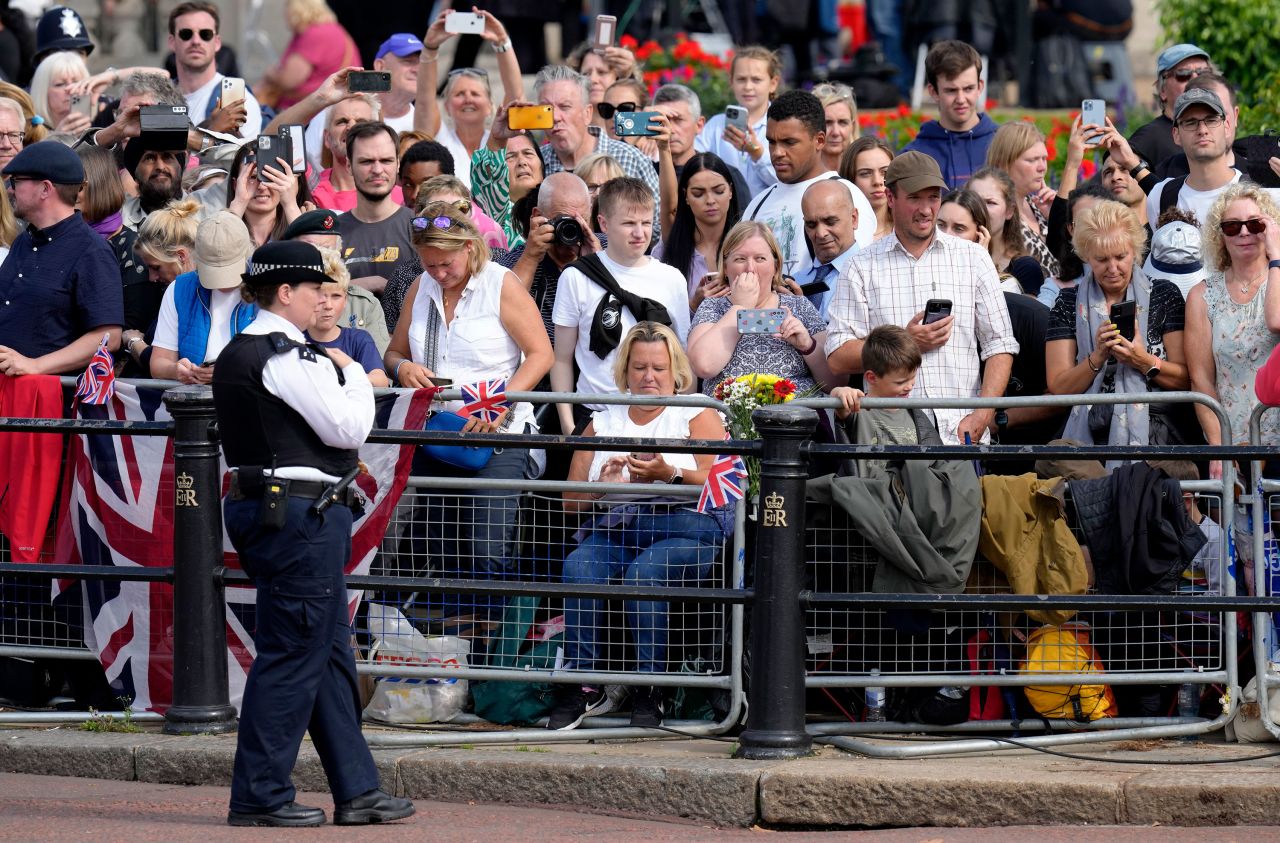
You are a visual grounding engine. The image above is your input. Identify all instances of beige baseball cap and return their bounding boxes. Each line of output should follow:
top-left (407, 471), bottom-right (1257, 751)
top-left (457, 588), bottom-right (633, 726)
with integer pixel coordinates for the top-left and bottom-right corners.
top-left (195, 212), bottom-right (254, 290)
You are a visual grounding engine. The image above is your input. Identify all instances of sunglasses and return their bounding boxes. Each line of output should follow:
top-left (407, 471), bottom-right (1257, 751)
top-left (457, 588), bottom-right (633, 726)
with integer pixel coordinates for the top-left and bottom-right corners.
top-left (596, 101), bottom-right (637, 120)
top-left (1219, 218), bottom-right (1266, 236)
top-left (447, 67), bottom-right (489, 79)
top-left (177, 27), bottom-right (216, 42)
top-left (1167, 67), bottom-right (1210, 82)
top-left (412, 215), bottom-right (455, 231)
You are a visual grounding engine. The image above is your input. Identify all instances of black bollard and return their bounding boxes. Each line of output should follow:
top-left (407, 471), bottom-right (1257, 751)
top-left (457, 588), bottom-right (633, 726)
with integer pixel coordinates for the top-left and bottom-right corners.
top-left (163, 385), bottom-right (237, 735)
top-left (735, 404), bottom-right (816, 760)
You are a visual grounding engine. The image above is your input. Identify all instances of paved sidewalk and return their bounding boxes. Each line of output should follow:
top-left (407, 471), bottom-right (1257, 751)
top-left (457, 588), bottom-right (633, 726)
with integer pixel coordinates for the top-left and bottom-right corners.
top-left (0, 724), bottom-right (1278, 829)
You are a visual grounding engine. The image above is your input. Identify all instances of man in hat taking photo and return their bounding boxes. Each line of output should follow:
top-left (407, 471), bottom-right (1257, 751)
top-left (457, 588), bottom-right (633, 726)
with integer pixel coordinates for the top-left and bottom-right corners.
top-left (213, 239), bottom-right (414, 828)
top-left (825, 150), bottom-right (1017, 445)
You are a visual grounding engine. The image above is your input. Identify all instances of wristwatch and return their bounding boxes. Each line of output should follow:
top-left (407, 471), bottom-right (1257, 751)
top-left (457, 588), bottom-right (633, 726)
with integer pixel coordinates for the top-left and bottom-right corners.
top-left (665, 467), bottom-right (683, 484)
top-left (493, 38), bottom-right (512, 53)
top-left (1129, 159), bottom-right (1149, 178)
top-left (1144, 363), bottom-right (1162, 383)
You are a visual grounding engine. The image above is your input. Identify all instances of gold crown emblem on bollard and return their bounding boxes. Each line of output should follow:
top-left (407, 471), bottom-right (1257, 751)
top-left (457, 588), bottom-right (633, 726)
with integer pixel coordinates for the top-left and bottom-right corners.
top-left (765, 491), bottom-right (783, 510)
top-left (176, 472), bottom-right (194, 490)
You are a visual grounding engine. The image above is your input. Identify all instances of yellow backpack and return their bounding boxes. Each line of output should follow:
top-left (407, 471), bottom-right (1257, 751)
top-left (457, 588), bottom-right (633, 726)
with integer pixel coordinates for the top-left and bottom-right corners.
top-left (1021, 623), bottom-right (1117, 721)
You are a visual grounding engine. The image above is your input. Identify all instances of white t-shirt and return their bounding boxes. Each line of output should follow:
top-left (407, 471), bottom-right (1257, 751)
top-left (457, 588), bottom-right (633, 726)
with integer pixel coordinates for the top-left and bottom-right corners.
top-left (436, 121), bottom-right (489, 191)
top-left (551, 251), bottom-right (691, 407)
top-left (185, 73), bottom-right (263, 139)
top-left (152, 283), bottom-right (241, 362)
top-left (1146, 172), bottom-right (1241, 229)
top-left (741, 173), bottom-right (876, 280)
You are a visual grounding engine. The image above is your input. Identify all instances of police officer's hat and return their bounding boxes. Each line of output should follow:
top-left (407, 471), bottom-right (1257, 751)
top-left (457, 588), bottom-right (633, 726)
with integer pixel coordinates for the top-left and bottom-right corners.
top-left (34, 7), bottom-right (95, 64)
top-left (243, 241), bottom-right (333, 287)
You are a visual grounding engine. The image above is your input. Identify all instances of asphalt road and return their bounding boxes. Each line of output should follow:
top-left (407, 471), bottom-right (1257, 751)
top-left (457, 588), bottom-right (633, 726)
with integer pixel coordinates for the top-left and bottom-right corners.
top-left (0, 773), bottom-right (1275, 842)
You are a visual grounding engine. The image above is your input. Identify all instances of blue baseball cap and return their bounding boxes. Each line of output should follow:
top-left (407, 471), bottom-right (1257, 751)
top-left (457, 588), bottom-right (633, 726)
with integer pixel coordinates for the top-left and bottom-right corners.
top-left (1157, 44), bottom-right (1209, 75)
top-left (376, 33), bottom-right (424, 60)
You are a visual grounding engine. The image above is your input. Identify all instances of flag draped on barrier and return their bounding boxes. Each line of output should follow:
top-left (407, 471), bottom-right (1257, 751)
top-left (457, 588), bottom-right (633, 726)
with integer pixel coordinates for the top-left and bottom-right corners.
top-left (52, 383), bottom-right (432, 713)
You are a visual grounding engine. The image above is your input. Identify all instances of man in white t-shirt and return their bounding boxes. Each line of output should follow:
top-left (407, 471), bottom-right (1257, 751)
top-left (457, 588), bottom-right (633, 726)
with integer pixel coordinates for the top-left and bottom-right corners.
top-left (1145, 88), bottom-right (1238, 227)
top-left (169, 2), bottom-right (261, 138)
top-left (373, 33), bottom-right (420, 136)
top-left (741, 90), bottom-right (875, 281)
top-left (551, 177), bottom-right (691, 433)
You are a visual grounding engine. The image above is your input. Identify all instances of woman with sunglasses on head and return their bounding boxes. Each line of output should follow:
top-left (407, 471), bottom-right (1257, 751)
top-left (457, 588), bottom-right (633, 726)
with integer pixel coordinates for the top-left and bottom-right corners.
top-left (383, 200), bottom-right (553, 617)
top-left (416, 6), bottom-right (524, 190)
top-left (1187, 184), bottom-right (1280, 478)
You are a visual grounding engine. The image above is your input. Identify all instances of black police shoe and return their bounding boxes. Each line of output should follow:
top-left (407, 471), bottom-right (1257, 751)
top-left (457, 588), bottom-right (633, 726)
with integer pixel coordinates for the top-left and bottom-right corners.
top-left (334, 789), bottom-right (416, 825)
top-left (630, 685), bottom-right (664, 728)
top-left (227, 801), bottom-right (326, 827)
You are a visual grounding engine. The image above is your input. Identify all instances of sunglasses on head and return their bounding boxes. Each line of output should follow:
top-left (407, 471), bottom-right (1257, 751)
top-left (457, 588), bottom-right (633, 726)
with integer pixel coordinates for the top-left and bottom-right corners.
top-left (1167, 66), bottom-right (1210, 82)
top-left (1219, 218), bottom-right (1266, 236)
top-left (596, 101), bottom-right (637, 120)
top-left (412, 215), bottom-right (456, 232)
top-left (447, 67), bottom-right (489, 79)
top-left (177, 27), bottom-right (216, 42)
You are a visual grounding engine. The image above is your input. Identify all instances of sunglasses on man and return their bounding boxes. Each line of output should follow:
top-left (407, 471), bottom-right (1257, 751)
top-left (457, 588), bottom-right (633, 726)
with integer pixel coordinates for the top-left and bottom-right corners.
top-left (177, 27), bottom-right (216, 42)
top-left (1166, 66), bottom-right (1210, 83)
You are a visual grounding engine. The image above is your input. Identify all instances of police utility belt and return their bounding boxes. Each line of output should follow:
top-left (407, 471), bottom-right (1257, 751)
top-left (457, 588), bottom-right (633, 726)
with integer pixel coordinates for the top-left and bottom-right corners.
top-left (229, 466), bottom-right (365, 528)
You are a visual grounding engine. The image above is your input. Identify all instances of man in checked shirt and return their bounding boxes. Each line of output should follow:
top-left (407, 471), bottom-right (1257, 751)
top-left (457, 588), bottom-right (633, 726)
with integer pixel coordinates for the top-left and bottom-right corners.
top-left (825, 151), bottom-right (1018, 445)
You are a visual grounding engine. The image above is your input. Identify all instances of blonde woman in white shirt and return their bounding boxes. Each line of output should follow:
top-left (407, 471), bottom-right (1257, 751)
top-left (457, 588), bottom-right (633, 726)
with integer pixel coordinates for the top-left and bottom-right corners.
top-left (383, 199), bottom-right (552, 614)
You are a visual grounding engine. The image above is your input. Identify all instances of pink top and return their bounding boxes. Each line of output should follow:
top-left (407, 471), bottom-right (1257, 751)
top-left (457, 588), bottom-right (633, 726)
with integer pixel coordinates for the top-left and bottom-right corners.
top-left (278, 22), bottom-right (359, 109)
top-left (472, 206), bottom-right (508, 250)
top-left (311, 168), bottom-right (406, 213)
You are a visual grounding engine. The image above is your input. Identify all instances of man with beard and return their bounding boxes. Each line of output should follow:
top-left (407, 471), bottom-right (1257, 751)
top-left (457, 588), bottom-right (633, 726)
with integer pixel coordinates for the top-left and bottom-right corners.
top-left (826, 152), bottom-right (1016, 446)
top-left (307, 93), bottom-right (404, 213)
top-left (168, 1), bottom-right (261, 138)
top-left (336, 121), bottom-right (414, 296)
top-left (120, 138), bottom-right (226, 229)
top-left (0, 143), bottom-right (123, 374)
top-left (1099, 154), bottom-right (1149, 231)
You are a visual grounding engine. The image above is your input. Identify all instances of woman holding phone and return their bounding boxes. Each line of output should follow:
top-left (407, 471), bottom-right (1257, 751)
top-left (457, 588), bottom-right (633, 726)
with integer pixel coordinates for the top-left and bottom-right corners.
top-left (415, 6), bottom-right (524, 189)
top-left (1045, 200), bottom-right (1192, 449)
top-left (687, 221), bottom-right (837, 395)
top-left (225, 142), bottom-right (309, 247)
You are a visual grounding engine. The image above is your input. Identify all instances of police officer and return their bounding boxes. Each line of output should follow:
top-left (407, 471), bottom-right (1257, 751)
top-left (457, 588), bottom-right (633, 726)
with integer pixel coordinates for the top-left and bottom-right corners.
top-left (213, 240), bottom-right (414, 828)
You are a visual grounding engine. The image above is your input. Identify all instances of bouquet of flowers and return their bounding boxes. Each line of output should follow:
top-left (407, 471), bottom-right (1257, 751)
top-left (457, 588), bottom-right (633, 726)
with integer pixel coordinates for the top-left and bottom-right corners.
top-left (713, 373), bottom-right (801, 499)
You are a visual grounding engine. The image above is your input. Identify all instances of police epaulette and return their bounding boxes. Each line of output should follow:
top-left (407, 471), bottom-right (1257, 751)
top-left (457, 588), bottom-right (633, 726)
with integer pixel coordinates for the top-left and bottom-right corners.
top-left (267, 332), bottom-right (300, 354)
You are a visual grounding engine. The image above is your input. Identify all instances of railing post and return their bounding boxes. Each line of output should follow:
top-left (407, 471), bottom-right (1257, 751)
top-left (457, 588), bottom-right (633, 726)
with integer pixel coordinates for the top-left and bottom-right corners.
top-left (735, 404), bottom-right (816, 760)
top-left (162, 385), bottom-right (237, 734)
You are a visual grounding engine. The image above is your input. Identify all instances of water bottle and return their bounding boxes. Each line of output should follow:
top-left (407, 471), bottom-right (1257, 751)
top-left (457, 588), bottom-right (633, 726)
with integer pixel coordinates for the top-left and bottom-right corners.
top-left (865, 669), bottom-right (886, 722)
top-left (1177, 682), bottom-right (1200, 719)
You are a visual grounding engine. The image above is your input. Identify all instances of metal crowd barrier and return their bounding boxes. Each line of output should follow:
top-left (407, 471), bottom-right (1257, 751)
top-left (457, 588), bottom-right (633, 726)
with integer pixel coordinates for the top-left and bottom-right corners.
top-left (3, 381), bottom-right (1278, 757)
top-left (1248, 403), bottom-right (1280, 741)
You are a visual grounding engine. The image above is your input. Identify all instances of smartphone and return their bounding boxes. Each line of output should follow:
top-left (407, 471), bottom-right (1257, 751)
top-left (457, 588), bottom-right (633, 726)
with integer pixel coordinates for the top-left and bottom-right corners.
top-left (444, 11), bottom-right (485, 35)
top-left (219, 76), bottom-right (246, 107)
top-left (507, 104), bottom-right (554, 131)
top-left (593, 14), bottom-right (617, 54)
top-left (69, 93), bottom-right (95, 119)
top-left (428, 376), bottom-right (454, 387)
top-left (281, 124), bottom-right (306, 174)
top-left (614, 110), bottom-right (660, 137)
top-left (923, 298), bottom-right (953, 325)
top-left (630, 452), bottom-right (656, 461)
top-left (799, 279), bottom-right (830, 297)
top-left (737, 308), bottom-right (786, 334)
top-left (1109, 300), bottom-right (1137, 342)
top-left (256, 134), bottom-right (290, 180)
top-left (347, 71), bottom-right (392, 93)
top-left (1081, 99), bottom-right (1106, 146)
top-left (725, 104), bottom-right (748, 133)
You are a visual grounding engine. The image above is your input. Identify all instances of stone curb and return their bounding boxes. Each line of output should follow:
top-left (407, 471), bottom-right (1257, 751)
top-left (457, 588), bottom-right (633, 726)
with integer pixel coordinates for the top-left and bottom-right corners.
top-left (1, 728), bottom-right (1277, 828)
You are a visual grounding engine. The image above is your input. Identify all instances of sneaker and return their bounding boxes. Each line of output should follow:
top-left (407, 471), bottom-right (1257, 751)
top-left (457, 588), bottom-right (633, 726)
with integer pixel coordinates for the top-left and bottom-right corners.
top-left (547, 685), bottom-right (600, 730)
top-left (580, 685), bottom-right (622, 720)
top-left (630, 685), bottom-right (664, 728)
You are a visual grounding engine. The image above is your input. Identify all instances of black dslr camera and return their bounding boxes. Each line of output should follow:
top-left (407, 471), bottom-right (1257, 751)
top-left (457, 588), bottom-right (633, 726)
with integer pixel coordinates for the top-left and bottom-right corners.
top-left (549, 214), bottom-right (583, 248)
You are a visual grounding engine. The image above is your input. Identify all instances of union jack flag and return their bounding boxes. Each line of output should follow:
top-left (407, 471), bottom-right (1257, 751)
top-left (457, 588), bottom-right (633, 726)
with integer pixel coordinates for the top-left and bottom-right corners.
top-left (697, 451), bottom-right (747, 513)
top-left (53, 383), bottom-right (433, 713)
top-left (73, 334), bottom-right (115, 405)
top-left (458, 378), bottom-right (508, 423)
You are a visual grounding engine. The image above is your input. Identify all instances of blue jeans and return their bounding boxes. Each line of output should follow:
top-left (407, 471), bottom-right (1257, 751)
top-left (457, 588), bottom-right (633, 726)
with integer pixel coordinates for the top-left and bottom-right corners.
top-left (562, 508), bottom-right (723, 674)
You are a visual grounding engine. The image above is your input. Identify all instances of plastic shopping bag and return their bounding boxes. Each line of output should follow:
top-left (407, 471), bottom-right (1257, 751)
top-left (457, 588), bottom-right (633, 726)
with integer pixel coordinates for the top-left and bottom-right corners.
top-left (363, 603), bottom-right (470, 724)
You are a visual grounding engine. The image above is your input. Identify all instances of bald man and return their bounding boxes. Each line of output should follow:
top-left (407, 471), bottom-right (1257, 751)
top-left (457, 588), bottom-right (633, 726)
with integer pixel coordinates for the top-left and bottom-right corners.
top-left (798, 179), bottom-right (861, 319)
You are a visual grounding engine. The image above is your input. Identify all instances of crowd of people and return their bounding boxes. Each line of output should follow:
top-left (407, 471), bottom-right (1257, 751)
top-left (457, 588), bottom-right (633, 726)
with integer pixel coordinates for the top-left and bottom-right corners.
top-left (1, 3), bottom-right (1277, 746)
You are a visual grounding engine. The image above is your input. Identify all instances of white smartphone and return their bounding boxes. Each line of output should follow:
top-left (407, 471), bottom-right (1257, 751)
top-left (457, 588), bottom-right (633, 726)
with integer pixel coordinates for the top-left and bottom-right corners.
top-left (1081, 99), bottom-right (1106, 146)
top-left (725, 104), bottom-right (748, 133)
top-left (282, 124), bottom-right (306, 174)
top-left (220, 76), bottom-right (246, 107)
top-left (593, 15), bottom-right (617, 54)
top-left (69, 93), bottom-right (95, 119)
top-left (444, 11), bottom-right (485, 35)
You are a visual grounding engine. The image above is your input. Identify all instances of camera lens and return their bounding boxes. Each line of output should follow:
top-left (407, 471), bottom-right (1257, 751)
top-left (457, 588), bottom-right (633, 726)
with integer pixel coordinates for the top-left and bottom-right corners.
top-left (550, 214), bottom-right (582, 247)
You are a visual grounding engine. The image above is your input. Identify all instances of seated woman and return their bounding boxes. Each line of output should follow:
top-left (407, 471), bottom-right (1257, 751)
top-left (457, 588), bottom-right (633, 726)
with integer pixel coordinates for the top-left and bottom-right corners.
top-left (383, 200), bottom-right (553, 615)
top-left (1046, 200), bottom-right (1193, 452)
top-left (688, 221), bottom-right (838, 396)
top-left (136, 210), bottom-right (257, 383)
top-left (226, 142), bottom-right (309, 247)
top-left (551, 322), bottom-right (729, 731)
top-left (308, 247), bottom-right (390, 387)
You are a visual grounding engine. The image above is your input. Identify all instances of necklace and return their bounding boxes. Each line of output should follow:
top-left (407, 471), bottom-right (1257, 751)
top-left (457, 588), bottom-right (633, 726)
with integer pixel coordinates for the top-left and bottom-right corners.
top-left (1233, 266), bottom-right (1266, 296)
